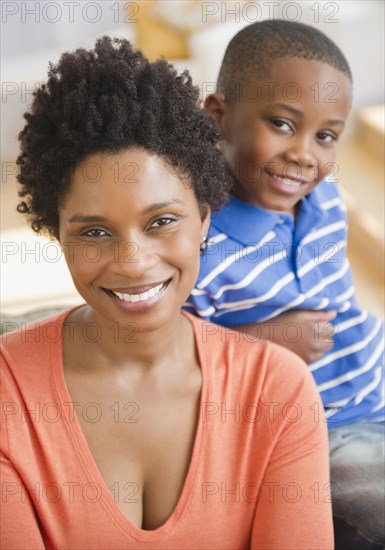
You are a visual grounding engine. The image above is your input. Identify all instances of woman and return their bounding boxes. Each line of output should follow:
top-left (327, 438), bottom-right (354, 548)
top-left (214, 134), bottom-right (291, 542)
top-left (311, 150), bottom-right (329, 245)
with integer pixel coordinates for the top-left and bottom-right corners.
top-left (1, 37), bottom-right (333, 549)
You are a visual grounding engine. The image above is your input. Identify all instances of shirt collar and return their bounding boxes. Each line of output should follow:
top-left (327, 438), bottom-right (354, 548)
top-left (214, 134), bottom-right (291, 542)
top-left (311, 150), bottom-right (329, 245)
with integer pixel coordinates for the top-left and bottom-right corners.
top-left (211, 186), bottom-right (327, 246)
top-left (211, 195), bottom-right (282, 245)
top-left (295, 183), bottom-right (328, 243)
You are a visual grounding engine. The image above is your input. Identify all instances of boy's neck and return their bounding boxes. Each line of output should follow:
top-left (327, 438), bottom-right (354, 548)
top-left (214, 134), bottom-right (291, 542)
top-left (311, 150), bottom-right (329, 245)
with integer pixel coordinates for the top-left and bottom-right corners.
top-left (231, 184), bottom-right (299, 220)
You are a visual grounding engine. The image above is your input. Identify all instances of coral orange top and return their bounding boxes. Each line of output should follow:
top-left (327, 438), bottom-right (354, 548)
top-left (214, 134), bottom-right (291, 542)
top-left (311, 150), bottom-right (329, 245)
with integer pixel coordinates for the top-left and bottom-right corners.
top-left (1, 308), bottom-right (333, 549)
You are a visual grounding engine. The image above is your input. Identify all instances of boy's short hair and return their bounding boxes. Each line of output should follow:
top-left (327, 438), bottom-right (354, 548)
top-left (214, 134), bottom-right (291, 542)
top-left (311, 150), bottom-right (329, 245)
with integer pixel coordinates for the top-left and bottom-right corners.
top-left (217, 20), bottom-right (352, 99)
top-left (16, 37), bottom-right (228, 239)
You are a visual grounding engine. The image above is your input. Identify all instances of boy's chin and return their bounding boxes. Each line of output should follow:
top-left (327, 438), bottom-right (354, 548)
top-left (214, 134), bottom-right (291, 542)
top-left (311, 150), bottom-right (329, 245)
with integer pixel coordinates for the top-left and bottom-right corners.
top-left (262, 185), bottom-right (316, 214)
top-left (231, 178), bottom-right (310, 215)
top-left (267, 203), bottom-right (296, 216)
top-left (250, 193), bottom-right (298, 215)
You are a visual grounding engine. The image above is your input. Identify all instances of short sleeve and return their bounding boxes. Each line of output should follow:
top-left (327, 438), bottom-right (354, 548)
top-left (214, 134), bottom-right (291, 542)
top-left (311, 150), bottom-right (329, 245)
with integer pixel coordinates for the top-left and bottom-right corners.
top-left (251, 345), bottom-right (334, 549)
top-left (0, 453), bottom-right (46, 549)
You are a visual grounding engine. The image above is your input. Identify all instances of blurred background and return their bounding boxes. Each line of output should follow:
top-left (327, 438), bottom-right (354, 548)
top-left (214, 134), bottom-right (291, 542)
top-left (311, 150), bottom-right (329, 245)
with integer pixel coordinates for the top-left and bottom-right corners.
top-left (1, 0), bottom-right (384, 317)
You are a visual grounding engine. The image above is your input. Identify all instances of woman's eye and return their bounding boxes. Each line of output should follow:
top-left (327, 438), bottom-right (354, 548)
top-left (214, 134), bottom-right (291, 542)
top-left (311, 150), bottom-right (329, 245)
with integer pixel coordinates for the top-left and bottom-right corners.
top-left (150, 217), bottom-right (176, 228)
top-left (81, 228), bottom-right (108, 237)
top-left (317, 131), bottom-right (336, 143)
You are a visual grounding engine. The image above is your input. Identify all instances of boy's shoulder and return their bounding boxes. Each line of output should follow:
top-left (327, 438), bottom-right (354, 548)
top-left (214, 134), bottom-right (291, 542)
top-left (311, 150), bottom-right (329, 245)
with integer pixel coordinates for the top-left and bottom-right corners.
top-left (307, 177), bottom-right (346, 210)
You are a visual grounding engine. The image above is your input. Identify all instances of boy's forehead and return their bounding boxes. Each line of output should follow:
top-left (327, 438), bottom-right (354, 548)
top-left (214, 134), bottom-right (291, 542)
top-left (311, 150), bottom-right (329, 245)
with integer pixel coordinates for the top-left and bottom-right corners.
top-left (243, 56), bottom-right (349, 85)
top-left (234, 56), bottom-right (352, 107)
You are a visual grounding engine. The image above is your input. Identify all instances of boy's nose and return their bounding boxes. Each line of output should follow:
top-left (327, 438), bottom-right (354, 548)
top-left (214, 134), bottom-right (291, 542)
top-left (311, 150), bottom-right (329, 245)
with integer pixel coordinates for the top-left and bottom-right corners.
top-left (283, 137), bottom-right (317, 168)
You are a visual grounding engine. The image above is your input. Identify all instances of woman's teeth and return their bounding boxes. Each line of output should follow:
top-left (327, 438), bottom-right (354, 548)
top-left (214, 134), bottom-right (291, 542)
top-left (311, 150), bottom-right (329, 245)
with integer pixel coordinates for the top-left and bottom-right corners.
top-left (111, 282), bottom-right (165, 303)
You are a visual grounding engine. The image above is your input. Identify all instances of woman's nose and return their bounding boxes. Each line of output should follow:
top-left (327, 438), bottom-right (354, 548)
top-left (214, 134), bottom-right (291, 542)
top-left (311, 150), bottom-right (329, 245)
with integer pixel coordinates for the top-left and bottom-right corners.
top-left (108, 238), bottom-right (157, 279)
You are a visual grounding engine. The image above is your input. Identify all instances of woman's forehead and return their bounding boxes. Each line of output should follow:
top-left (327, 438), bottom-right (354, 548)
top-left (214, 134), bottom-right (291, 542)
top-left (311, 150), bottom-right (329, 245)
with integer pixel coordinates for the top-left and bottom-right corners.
top-left (62, 149), bottom-right (196, 214)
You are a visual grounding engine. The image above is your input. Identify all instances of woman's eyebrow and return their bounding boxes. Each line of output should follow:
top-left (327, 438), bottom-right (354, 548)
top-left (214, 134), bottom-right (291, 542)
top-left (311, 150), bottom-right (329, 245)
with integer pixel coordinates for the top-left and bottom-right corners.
top-left (68, 215), bottom-right (107, 223)
top-left (141, 199), bottom-right (186, 214)
top-left (68, 200), bottom-right (186, 223)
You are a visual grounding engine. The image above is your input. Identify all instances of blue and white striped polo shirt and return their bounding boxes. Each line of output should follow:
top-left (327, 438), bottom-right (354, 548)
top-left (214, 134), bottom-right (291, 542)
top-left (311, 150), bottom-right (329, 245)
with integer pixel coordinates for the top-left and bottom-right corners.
top-left (184, 179), bottom-right (384, 428)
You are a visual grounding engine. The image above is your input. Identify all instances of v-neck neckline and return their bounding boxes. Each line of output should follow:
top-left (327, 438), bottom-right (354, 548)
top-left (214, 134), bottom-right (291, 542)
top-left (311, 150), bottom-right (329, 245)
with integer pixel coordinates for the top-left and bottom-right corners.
top-left (51, 305), bottom-right (209, 542)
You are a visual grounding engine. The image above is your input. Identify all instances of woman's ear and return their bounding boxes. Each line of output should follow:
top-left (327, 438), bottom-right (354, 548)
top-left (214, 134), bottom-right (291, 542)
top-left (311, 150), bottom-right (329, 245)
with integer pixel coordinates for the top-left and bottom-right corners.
top-left (204, 93), bottom-right (228, 135)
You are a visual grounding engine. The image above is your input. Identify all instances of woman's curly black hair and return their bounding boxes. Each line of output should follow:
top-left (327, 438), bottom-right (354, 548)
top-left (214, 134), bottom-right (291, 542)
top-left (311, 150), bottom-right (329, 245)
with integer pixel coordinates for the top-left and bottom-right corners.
top-left (16, 36), bottom-right (229, 239)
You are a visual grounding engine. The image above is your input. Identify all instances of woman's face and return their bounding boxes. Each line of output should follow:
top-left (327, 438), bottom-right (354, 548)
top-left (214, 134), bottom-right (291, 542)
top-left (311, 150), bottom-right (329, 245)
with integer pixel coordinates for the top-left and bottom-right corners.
top-left (58, 148), bottom-right (210, 331)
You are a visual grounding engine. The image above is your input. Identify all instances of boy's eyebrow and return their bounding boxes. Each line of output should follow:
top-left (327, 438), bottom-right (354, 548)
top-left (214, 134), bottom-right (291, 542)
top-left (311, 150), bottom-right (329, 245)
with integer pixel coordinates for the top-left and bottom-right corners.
top-left (324, 119), bottom-right (345, 127)
top-left (271, 103), bottom-right (345, 126)
top-left (271, 103), bottom-right (303, 116)
top-left (68, 200), bottom-right (185, 223)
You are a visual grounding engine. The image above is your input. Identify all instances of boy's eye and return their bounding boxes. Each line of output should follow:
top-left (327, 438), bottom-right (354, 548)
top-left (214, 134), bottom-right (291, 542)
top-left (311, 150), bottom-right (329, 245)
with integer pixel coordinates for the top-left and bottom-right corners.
top-left (80, 228), bottom-right (109, 237)
top-left (150, 217), bottom-right (176, 228)
top-left (271, 119), bottom-right (291, 131)
top-left (317, 131), bottom-right (336, 142)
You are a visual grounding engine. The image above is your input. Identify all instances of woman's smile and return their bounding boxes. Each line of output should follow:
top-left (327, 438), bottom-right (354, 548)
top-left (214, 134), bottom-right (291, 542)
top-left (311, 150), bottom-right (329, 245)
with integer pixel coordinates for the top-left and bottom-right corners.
top-left (101, 278), bottom-right (172, 311)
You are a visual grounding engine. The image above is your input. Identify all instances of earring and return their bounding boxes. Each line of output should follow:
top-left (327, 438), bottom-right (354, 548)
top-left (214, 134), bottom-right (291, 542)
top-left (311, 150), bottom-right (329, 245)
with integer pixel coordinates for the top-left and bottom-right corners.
top-left (200, 235), bottom-right (208, 252)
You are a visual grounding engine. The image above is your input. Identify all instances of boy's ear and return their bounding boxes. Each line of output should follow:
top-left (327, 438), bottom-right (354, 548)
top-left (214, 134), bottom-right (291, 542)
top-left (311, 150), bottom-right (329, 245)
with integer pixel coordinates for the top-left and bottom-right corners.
top-left (204, 93), bottom-right (228, 133)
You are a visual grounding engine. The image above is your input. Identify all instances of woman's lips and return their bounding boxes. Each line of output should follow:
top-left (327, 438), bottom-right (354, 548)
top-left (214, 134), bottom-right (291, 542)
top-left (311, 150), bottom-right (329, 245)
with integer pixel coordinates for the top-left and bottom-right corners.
top-left (102, 279), bottom-right (171, 307)
top-left (111, 281), bottom-right (166, 303)
top-left (107, 279), bottom-right (170, 295)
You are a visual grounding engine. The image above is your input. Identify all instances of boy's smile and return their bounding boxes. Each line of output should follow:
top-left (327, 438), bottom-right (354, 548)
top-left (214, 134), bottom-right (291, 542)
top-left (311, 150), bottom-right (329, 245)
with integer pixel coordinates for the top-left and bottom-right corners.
top-left (207, 58), bottom-right (352, 215)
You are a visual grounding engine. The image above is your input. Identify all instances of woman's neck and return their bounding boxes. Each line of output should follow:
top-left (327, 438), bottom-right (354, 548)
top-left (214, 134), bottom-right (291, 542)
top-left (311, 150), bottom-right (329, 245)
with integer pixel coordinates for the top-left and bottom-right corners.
top-left (63, 306), bottom-right (196, 375)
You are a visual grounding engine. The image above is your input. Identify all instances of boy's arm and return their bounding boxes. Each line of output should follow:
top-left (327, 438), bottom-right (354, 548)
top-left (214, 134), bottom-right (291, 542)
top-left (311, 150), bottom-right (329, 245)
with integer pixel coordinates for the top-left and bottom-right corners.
top-left (186, 283), bottom-right (337, 363)
top-left (237, 309), bottom-right (337, 364)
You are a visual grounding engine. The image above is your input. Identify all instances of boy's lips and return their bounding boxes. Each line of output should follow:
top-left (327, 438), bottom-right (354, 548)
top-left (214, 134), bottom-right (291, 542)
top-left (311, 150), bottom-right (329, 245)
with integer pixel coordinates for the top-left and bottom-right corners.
top-left (266, 170), bottom-right (310, 195)
top-left (266, 170), bottom-right (308, 184)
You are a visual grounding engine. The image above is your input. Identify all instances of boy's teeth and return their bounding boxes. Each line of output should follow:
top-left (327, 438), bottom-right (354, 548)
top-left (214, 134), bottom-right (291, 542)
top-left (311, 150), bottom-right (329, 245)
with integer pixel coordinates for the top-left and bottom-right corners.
top-left (276, 176), bottom-right (301, 188)
top-left (112, 282), bottom-right (165, 302)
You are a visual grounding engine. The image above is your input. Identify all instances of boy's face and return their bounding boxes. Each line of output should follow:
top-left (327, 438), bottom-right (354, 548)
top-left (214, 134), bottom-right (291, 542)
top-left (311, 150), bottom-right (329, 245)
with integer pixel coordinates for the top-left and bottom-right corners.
top-left (206, 58), bottom-right (352, 214)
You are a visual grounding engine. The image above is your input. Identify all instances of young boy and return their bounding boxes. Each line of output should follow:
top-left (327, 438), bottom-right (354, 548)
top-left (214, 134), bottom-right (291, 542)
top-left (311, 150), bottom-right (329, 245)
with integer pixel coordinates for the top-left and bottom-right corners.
top-left (184, 20), bottom-right (384, 548)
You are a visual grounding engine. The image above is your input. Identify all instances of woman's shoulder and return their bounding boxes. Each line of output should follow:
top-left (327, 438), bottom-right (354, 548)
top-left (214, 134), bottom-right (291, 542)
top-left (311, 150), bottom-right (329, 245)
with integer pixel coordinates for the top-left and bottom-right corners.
top-left (0, 306), bottom-right (78, 374)
top-left (183, 310), bottom-right (315, 400)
